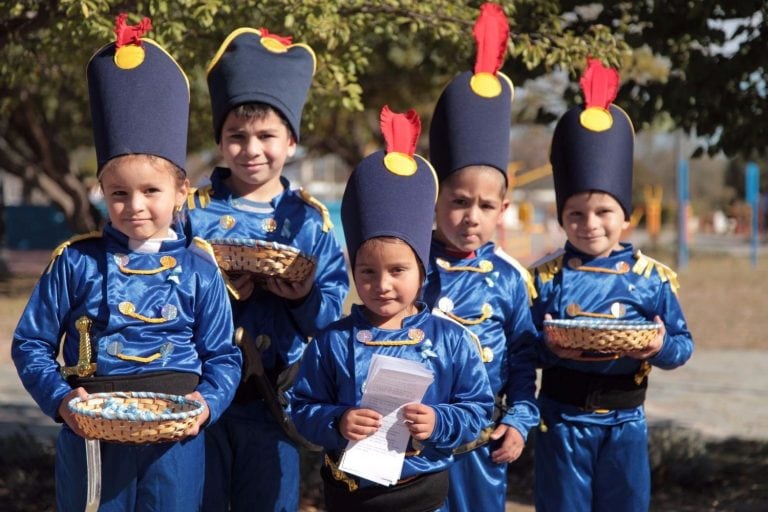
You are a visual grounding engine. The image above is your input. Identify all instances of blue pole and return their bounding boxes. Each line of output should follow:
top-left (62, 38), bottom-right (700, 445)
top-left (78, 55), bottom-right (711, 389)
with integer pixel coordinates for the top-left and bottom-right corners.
top-left (677, 159), bottom-right (689, 269)
top-left (746, 162), bottom-right (759, 268)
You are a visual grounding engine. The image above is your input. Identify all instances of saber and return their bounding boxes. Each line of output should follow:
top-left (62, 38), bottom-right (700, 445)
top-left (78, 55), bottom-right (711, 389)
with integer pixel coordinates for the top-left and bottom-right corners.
top-left (234, 327), bottom-right (320, 452)
top-left (84, 438), bottom-right (101, 512)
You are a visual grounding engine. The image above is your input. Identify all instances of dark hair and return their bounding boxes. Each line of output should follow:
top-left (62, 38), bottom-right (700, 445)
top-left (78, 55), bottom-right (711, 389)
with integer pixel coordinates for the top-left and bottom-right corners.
top-left (228, 102), bottom-right (293, 136)
top-left (443, 165), bottom-right (508, 198)
top-left (356, 236), bottom-right (426, 284)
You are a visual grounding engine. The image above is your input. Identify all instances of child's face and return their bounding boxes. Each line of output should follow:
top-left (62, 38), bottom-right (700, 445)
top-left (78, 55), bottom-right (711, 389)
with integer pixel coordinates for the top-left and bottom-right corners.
top-left (218, 109), bottom-right (296, 200)
top-left (561, 191), bottom-right (630, 258)
top-left (353, 238), bottom-right (422, 330)
top-left (100, 155), bottom-right (188, 240)
top-left (434, 166), bottom-right (509, 253)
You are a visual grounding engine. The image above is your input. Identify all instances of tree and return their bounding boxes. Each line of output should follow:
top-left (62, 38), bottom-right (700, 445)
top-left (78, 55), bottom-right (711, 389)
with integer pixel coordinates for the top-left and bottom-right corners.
top-left (1, 1), bottom-right (765, 233)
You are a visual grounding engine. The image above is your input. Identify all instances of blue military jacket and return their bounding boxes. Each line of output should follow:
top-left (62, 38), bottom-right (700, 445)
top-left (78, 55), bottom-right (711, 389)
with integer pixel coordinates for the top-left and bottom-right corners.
top-left (12, 224), bottom-right (242, 423)
top-left (530, 242), bottom-right (694, 423)
top-left (182, 169), bottom-right (349, 371)
top-left (292, 304), bottom-right (494, 480)
top-left (423, 240), bottom-right (540, 439)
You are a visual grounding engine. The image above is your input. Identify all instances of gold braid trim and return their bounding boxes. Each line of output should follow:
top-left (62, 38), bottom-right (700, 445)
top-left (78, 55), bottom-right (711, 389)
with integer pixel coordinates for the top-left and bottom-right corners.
top-left (299, 188), bottom-right (333, 232)
top-left (634, 361), bottom-right (653, 385)
top-left (114, 351), bottom-right (163, 363)
top-left (437, 258), bottom-right (493, 273)
top-left (444, 303), bottom-right (493, 326)
top-left (324, 454), bottom-right (358, 492)
top-left (632, 251), bottom-right (680, 295)
top-left (47, 232), bottom-right (102, 274)
top-left (118, 256), bottom-right (176, 275)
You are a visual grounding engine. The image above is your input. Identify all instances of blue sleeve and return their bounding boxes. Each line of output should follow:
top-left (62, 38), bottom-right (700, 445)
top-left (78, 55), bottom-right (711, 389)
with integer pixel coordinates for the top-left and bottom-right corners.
top-left (500, 279), bottom-right (540, 440)
top-left (649, 281), bottom-right (694, 370)
top-left (193, 269), bottom-right (241, 424)
top-left (12, 255), bottom-right (74, 419)
top-left (428, 330), bottom-right (495, 451)
top-left (529, 272), bottom-right (561, 368)
top-left (288, 230), bottom-right (349, 337)
top-left (291, 334), bottom-right (350, 451)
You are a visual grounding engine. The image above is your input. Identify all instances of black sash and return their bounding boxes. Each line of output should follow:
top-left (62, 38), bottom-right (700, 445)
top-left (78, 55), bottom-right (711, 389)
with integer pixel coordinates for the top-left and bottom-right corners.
top-left (321, 462), bottom-right (448, 512)
top-left (540, 366), bottom-right (648, 410)
top-left (67, 370), bottom-right (199, 395)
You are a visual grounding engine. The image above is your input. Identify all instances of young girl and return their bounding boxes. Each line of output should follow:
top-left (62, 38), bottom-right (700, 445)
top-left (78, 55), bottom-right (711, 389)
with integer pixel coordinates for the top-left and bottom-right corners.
top-left (291, 106), bottom-right (494, 511)
top-left (11, 15), bottom-right (241, 511)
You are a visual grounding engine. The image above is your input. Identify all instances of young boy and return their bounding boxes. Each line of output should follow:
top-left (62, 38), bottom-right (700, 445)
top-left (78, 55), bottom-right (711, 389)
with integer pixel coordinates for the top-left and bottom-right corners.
top-left (181, 28), bottom-right (349, 511)
top-left (291, 106), bottom-right (495, 511)
top-left (11, 14), bottom-right (242, 511)
top-left (529, 58), bottom-right (694, 511)
top-left (425, 4), bottom-right (540, 511)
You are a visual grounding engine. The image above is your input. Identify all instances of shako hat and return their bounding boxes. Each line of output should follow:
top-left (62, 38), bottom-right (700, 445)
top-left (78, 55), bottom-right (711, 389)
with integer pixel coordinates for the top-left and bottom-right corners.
top-left (429, 3), bottom-right (514, 184)
top-left (207, 27), bottom-right (316, 142)
top-left (550, 58), bottom-right (635, 223)
top-left (341, 106), bottom-right (438, 271)
top-left (87, 14), bottom-right (190, 173)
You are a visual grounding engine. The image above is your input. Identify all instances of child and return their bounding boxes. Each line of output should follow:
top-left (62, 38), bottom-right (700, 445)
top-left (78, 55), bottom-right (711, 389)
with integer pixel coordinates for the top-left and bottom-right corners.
top-left (291, 106), bottom-right (495, 511)
top-left (181, 28), bottom-right (349, 511)
top-left (424, 4), bottom-right (540, 511)
top-left (11, 14), bottom-right (242, 511)
top-left (529, 58), bottom-right (694, 511)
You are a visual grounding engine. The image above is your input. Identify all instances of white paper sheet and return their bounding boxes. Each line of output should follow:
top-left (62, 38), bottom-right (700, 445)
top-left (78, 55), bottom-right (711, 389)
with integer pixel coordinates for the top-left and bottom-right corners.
top-left (338, 354), bottom-right (434, 486)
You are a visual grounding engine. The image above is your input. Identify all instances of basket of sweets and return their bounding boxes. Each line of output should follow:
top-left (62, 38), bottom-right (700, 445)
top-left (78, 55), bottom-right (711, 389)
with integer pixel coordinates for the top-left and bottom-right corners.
top-left (543, 318), bottom-right (659, 354)
top-left (208, 238), bottom-right (316, 283)
top-left (68, 391), bottom-right (204, 444)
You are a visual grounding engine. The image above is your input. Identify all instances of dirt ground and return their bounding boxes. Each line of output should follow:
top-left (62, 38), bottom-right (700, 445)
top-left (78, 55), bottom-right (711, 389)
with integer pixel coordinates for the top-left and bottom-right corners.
top-left (0, 247), bottom-right (766, 511)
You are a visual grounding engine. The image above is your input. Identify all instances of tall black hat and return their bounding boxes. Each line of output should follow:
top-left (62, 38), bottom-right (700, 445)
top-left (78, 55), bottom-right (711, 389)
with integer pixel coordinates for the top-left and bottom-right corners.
top-left (429, 3), bottom-right (513, 184)
top-left (550, 58), bottom-right (635, 223)
top-left (207, 28), bottom-right (316, 142)
top-left (342, 106), bottom-right (438, 271)
top-left (87, 14), bottom-right (190, 173)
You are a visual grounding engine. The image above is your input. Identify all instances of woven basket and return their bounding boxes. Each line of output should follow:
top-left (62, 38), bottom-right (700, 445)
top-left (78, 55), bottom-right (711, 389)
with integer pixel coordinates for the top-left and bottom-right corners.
top-left (209, 238), bottom-right (316, 283)
top-left (68, 391), bottom-right (204, 444)
top-left (544, 319), bottom-right (659, 353)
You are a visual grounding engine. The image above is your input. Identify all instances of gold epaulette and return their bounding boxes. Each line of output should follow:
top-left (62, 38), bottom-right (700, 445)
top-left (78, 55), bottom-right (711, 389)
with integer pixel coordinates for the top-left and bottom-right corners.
top-left (190, 236), bottom-right (217, 265)
top-left (190, 237), bottom-right (241, 300)
top-left (495, 247), bottom-right (537, 303)
top-left (186, 185), bottom-right (213, 210)
top-left (298, 188), bottom-right (333, 233)
top-left (46, 232), bottom-right (102, 274)
top-left (528, 249), bottom-right (565, 285)
top-left (632, 250), bottom-right (680, 295)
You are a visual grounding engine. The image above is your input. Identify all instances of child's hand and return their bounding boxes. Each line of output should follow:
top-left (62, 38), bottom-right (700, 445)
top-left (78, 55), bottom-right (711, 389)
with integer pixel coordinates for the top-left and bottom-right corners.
top-left (182, 391), bottom-right (209, 437)
top-left (402, 403), bottom-right (435, 441)
top-left (628, 315), bottom-right (666, 359)
top-left (58, 387), bottom-right (90, 438)
top-left (339, 407), bottom-right (382, 441)
top-left (490, 424), bottom-right (524, 464)
top-left (231, 273), bottom-right (256, 301)
top-left (264, 266), bottom-right (316, 302)
top-left (543, 314), bottom-right (583, 360)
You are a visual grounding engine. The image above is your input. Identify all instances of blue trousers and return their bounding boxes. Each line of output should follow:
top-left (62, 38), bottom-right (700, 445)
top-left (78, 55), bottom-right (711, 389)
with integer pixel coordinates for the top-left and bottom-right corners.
top-left (202, 401), bottom-right (300, 512)
top-left (444, 444), bottom-right (507, 512)
top-left (56, 426), bottom-right (204, 511)
top-left (534, 405), bottom-right (650, 512)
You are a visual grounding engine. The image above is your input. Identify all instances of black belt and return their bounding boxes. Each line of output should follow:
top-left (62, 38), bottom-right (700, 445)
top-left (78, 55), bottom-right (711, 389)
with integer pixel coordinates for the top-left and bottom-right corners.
top-left (321, 458), bottom-right (448, 512)
top-left (67, 371), bottom-right (199, 395)
top-left (540, 366), bottom-right (648, 411)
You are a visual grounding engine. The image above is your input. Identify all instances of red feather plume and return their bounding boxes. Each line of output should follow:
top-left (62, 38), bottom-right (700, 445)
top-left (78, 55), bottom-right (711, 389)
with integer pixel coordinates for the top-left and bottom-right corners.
top-left (580, 57), bottom-right (619, 109)
top-left (114, 13), bottom-right (152, 48)
top-left (473, 3), bottom-right (509, 76)
top-left (259, 28), bottom-right (293, 46)
top-left (380, 106), bottom-right (421, 156)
